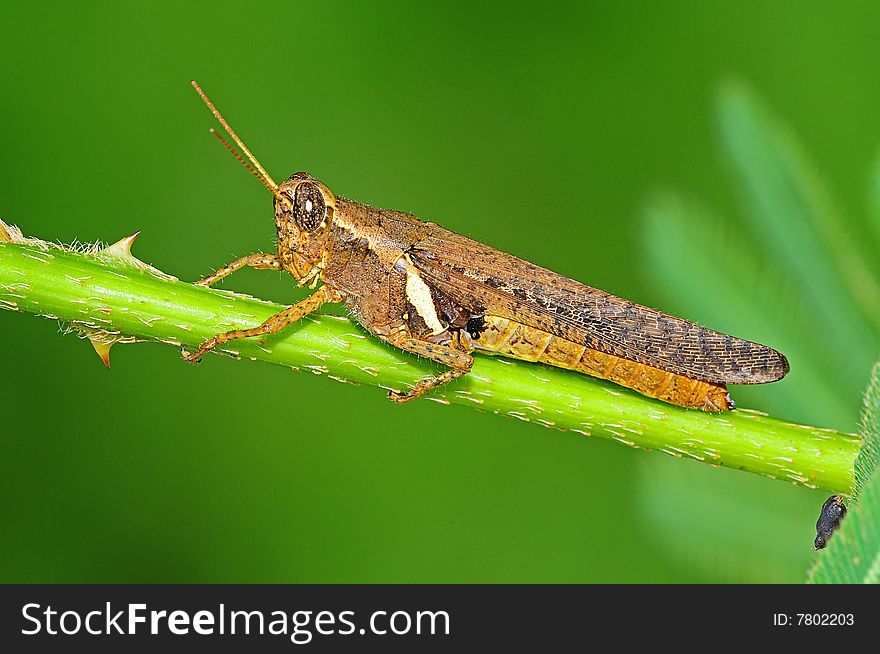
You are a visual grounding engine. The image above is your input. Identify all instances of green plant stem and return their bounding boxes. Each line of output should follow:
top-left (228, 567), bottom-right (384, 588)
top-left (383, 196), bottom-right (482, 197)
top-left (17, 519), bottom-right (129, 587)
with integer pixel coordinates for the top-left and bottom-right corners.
top-left (0, 228), bottom-right (861, 494)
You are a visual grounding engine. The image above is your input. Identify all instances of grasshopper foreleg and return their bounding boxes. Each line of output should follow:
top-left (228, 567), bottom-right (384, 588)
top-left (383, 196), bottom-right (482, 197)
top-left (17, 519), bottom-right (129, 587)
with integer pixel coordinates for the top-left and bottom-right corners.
top-left (183, 287), bottom-right (329, 363)
top-left (382, 333), bottom-right (473, 403)
top-left (195, 253), bottom-right (283, 287)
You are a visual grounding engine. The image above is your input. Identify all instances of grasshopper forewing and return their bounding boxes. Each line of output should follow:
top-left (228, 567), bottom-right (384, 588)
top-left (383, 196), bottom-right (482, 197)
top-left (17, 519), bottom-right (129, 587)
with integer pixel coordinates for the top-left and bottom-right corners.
top-left (185, 81), bottom-right (789, 411)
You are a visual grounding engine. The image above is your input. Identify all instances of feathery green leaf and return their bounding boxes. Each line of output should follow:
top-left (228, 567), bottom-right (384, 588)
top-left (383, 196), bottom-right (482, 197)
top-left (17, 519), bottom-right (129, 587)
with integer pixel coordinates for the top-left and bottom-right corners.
top-left (808, 361), bottom-right (880, 583)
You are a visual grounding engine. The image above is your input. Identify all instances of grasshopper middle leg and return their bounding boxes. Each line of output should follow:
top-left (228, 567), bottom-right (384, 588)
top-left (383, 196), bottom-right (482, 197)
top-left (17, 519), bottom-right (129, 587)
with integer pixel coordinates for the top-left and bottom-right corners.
top-left (183, 287), bottom-right (329, 363)
top-left (195, 253), bottom-right (282, 288)
top-left (382, 333), bottom-right (473, 403)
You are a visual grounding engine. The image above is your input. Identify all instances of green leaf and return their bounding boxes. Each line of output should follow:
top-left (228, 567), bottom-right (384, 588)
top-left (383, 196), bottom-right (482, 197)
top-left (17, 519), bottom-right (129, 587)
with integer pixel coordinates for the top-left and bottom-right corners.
top-left (718, 81), bottom-right (880, 377)
top-left (808, 361), bottom-right (880, 583)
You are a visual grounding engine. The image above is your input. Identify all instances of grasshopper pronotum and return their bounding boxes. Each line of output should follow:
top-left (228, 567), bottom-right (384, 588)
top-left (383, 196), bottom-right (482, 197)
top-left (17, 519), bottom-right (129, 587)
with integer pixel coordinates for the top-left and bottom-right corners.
top-left (184, 81), bottom-right (789, 411)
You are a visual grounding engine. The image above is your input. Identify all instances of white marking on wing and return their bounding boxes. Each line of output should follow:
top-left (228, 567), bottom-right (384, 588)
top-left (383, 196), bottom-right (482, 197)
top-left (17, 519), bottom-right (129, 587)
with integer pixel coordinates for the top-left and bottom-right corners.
top-left (402, 254), bottom-right (445, 335)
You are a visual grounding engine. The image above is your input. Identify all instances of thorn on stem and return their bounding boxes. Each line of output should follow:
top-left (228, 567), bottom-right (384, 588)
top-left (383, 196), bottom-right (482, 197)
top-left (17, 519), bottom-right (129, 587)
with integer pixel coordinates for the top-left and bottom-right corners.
top-left (88, 337), bottom-right (115, 368)
top-left (99, 231), bottom-right (142, 260)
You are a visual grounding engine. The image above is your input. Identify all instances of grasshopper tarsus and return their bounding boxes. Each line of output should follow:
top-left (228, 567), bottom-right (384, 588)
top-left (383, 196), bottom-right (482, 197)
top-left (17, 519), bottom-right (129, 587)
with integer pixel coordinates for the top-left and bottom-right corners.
top-left (183, 345), bottom-right (215, 364)
top-left (387, 367), bottom-right (470, 403)
top-left (181, 345), bottom-right (204, 364)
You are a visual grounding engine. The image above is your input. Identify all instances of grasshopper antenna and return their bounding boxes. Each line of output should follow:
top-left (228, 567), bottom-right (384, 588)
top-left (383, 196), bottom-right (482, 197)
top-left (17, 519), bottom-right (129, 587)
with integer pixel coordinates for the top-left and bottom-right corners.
top-left (190, 80), bottom-right (284, 201)
top-left (209, 129), bottom-right (284, 201)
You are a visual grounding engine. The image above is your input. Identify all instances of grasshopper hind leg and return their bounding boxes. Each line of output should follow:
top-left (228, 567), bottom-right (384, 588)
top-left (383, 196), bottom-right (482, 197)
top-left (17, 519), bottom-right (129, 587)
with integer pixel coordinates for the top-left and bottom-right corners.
top-left (382, 332), bottom-right (473, 403)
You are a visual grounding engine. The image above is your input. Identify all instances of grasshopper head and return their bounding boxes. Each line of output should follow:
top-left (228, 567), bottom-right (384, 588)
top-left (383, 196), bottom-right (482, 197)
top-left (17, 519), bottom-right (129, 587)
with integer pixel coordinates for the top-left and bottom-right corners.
top-left (188, 82), bottom-right (338, 284)
top-left (274, 173), bottom-right (337, 281)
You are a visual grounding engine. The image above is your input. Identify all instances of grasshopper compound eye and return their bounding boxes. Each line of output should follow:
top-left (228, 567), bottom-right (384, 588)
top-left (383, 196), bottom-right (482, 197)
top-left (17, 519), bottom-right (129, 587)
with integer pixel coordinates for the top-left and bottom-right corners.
top-left (293, 182), bottom-right (327, 231)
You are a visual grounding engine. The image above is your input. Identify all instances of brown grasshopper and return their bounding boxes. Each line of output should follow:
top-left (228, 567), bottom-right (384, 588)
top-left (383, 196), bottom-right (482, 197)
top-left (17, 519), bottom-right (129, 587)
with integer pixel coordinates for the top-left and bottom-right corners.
top-left (183, 81), bottom-right (789, 411)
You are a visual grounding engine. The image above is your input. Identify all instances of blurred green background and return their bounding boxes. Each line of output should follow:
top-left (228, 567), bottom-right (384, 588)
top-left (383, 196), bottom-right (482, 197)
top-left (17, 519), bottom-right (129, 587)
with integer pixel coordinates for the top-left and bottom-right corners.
top-left (2, 2), bottom-right (879, 583)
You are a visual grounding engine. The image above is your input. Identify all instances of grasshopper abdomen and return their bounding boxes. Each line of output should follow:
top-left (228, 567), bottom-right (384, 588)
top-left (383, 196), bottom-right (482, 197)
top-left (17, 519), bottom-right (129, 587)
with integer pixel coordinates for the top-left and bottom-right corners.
top-left (474, 316), bottom-right (732, 411)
